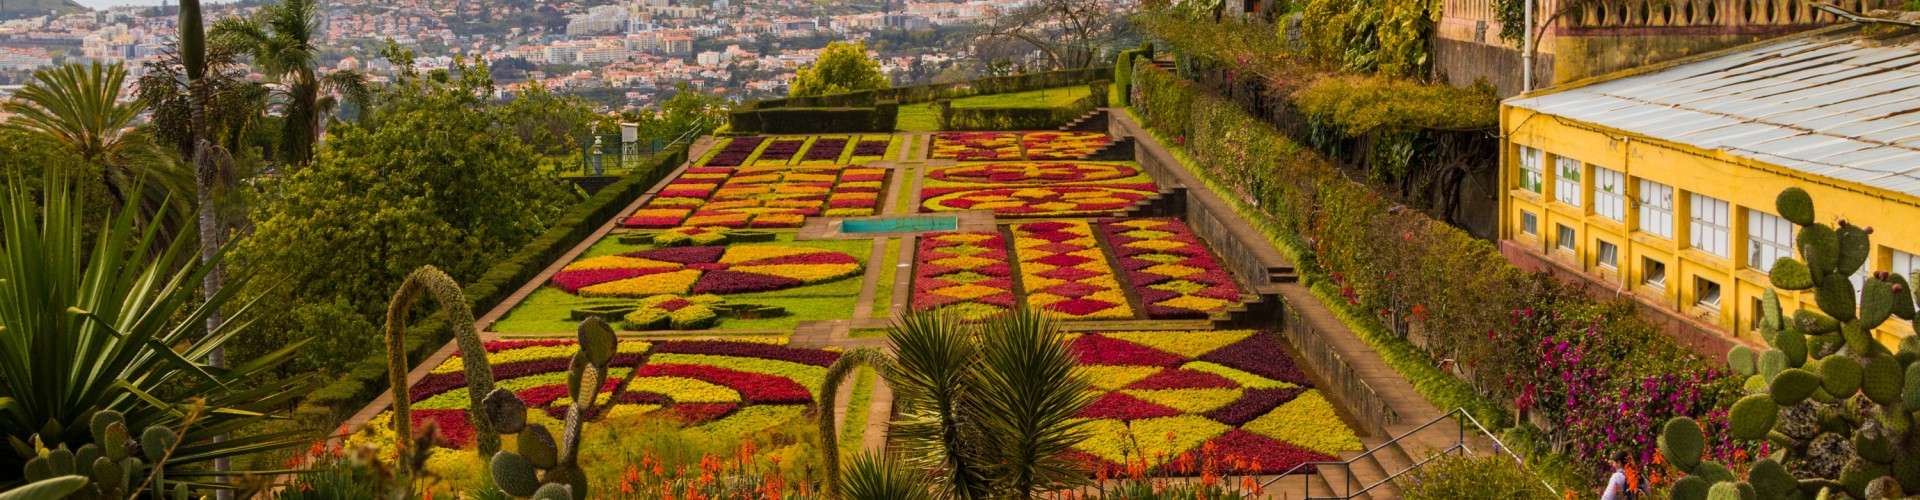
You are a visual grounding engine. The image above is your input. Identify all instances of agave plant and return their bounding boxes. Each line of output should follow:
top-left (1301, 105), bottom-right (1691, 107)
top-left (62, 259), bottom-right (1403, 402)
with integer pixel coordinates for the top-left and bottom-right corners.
top-left (0, 172), bottom-right (313, 488)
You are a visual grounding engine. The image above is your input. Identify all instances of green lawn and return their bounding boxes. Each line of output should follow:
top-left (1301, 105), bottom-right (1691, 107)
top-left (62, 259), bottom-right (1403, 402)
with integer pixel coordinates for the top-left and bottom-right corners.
top-left (490, 232), bottom-right (873, 333)
top-left (895, 86), bottom-right (1094, 132)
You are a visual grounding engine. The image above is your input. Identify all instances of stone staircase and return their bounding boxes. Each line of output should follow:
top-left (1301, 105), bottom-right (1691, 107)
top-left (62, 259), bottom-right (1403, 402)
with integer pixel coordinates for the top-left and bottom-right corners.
top-left (1079, 135), bottom-right (1136, 161)
top-left (1058, 109), bottom-right (1109, 131)
top-left (1255, 410), bottom-right (1515, 499)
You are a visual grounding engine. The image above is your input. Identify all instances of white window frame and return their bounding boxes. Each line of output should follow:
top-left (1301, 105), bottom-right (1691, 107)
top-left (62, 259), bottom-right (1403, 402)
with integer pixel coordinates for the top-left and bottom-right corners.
top-left (1690, 193), bottom-right (1730, 258)
top-left (1894, 249), bottom-right (1920, 281)
top-left (1593, 167), bottom-right (1626, 222)
top-left (1696, 277), bottom-right (1723, 311)
top-left (1555, 156), bottom-right (1583, 207)
top-left (1557, 224), bottom-right (1577, 252)
top-left (1644, 258), bottom-right (1667, 290)
top-left (1639, 180), bottom-right (1675, 239)
top-left (1520, 210), bottom-right (1539, 237)
top-left (1747, 210), bottom-right (1794, 272)
top-left (1597, 240), bottom-right (1619, 270)
top-left (1518, 146), bottom-right (1543, 193)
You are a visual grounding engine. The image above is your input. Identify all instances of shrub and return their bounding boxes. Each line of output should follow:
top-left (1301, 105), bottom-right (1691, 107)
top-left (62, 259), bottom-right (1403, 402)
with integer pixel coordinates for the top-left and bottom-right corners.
top-left (1398, 453), bottom-right (1558, 500)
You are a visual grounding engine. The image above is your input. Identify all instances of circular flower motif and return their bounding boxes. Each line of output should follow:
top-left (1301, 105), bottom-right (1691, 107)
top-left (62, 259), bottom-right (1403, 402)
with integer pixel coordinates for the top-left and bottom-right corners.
top-left (551, 245), bottom-right (862, 297)
top-left (923, 186), bottom-right (1156, 217)
top-left (929, 162), bottom-right (1140, 185)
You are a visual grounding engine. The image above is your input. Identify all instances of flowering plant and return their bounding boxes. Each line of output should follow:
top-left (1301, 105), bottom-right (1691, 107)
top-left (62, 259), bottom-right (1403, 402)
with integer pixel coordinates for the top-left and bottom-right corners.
top-left (911, 231), bottom-right (1017, 320)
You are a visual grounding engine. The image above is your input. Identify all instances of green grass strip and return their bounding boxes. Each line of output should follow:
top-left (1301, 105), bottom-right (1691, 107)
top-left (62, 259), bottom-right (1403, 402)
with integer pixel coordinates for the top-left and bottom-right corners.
top-left (872, 238), bottom-right (901, 315)
top-left (840, 367), bottom-right (876, 455)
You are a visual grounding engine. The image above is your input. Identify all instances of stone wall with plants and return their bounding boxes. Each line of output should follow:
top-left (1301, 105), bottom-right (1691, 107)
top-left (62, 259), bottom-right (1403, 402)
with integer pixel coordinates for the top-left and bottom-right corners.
top-left (1131, 64), bottom-right (1746, 481)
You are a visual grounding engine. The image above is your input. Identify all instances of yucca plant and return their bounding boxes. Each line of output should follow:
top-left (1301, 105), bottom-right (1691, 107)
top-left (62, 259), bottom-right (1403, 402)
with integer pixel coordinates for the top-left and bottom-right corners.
top-left (0, 172), bottom-right (313, 489)
top-left (838, 451), bottom-right (934, 500)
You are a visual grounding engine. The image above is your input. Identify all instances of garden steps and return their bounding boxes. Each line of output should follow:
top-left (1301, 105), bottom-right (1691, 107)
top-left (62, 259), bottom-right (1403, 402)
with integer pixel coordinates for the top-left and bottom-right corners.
top-left (1079, 135), bottom-right (1136, 161)
top-left (1058, 109), bottom-right (1109, 132)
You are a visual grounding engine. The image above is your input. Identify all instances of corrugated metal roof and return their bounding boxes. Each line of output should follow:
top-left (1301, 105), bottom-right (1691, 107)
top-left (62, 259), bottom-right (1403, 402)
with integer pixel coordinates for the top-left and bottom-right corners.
top-left (1508, 32), bottom-right (1920, 199)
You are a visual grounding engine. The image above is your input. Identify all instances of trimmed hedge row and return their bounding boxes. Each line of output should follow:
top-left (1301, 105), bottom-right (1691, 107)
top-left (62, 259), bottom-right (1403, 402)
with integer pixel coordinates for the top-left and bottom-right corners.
top-left (1114, 41), bottom-right (1156, 106)
top-left (728, 101), bottom-right (899, 134)
top-left (938, 81), bottom-right (1107, 131)
top-left (1131, 64), bottom-right (1738, 476)
top-left (293, 144), bottom-right (691, 426)
top-left (744, 67), bottom-right (1112, 110)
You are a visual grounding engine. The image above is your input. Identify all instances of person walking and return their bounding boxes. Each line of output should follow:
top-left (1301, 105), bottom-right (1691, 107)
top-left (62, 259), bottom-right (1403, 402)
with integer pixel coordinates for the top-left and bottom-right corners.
top-left (1600, 450), bottom-right (1636, 500)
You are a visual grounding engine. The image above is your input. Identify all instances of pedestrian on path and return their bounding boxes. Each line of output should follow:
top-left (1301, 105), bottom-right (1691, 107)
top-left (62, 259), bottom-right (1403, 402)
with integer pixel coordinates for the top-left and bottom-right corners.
top-left (1600, 450), bottom-right (1637, 500)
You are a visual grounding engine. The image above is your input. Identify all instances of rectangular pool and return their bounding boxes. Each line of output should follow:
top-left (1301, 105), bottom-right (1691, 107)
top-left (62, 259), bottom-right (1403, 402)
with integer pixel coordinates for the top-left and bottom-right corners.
top-left (840, 216), bottom-right (959, 233)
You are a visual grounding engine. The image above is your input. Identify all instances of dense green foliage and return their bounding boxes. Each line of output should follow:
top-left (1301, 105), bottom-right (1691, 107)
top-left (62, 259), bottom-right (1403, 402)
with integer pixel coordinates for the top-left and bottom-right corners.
top-left (1132, 65), bottom-right (1736, 481)
top-left (790, 41), bottom-right (890, 98)
top-left (1290, 75), bottom-right (1498, 134)
top-left (1399, 453), bottom-right (1557, 499)
top-left (938, 88), bottom-right (1100, 131)
top-left (233, 68), bottom-right (576, 377)
top-left (1, 63), bottom-right (190, 233)
top-left (0, 173), bottom-right (309, 486)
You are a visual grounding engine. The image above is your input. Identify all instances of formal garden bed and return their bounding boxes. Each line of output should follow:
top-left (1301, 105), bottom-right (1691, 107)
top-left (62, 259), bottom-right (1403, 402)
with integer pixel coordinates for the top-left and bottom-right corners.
top-left (930, 131), bottom-right (1115, 161)
top-left (492, 233), bottom-right (871, 333)
top-left (919, 161), bottom-right (1158, 218)
top-left (1067, 330), bottom-right (1361, 475)
top-left (695, 134), bottom-right (899, 167)
top-left (621, 164), bottom-right (889, 229)
top-left (344, 337), bottom-right (849, 495)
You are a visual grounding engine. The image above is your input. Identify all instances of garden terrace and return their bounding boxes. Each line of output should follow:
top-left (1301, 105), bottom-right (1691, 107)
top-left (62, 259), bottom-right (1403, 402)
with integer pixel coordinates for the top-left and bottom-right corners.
top-left (335, 99), bottom-right (1428, 497)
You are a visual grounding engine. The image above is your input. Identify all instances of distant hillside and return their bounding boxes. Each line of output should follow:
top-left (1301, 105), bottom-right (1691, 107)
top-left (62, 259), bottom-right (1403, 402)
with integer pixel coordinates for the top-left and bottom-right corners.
top-left (0, 0), bottom-right (86, 19)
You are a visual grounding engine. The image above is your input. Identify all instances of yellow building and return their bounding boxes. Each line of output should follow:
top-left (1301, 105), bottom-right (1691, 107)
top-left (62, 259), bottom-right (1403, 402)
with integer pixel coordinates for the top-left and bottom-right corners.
top-left (1499, 26), bottom-right (1920, 349)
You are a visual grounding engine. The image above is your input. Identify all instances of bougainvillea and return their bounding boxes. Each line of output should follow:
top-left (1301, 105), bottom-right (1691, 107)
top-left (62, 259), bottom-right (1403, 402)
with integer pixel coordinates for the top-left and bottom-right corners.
top-left (1065, 331), bottom-right (1360, 476)
top-left (1097, 218), bottom-right (1243, 319)
top-left (911, 231), bottom-right (1017, 320)
top-left (550, 245), bottom-right (862, 297)
top-left (1010, 220), bottom-right (1134, 319)
top-left (923, 186), bottom-right (1156, 218)
top-left (1023, 132), bottom-right (1113, 160)
top-left (622, 165), bottom-right (887, 229)
top-left (931, 132), bottom-right (1020, 161)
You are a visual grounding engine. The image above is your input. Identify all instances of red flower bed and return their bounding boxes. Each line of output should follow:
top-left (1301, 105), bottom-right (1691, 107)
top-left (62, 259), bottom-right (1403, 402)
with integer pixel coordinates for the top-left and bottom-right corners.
top-left (704, 137), bottom-right (764, 167)
top-left (756, 139), bottom-right (806, 163)
top-left (615, 391), bottom-right (672, 405)
top-left (652, 340), bottom-right (843, 367)
top-left (1076, 392), bottom-right (1182, 421)
top-left (1069, 335), bottom-right (1184, 367)
top-left (1196, 334), bottom-right (1309, 385)
top-left (636, 364), bottom-right (813, 405)
top-left (852, 139), bottom-right (889, 157)
top-left (411, 409), bottom-right (476, 448)
top-left (1097, 218), bottom-right (1243, 319)
top-left (802, 138), bottom-right (846, 161)
top-left (1122, 369), bottom-right (1239, 390)
top-left (921, 186), bottom-right (1154, 218)
top-left (929, 162), bottom-right (1140, 185)
top-left (1203, 387), bottom-right (1306, 426)
top-left (664, 403), bottom-right (737, 423)
top-left (550, 267), bottom-right (676, 294)
top-left (911, 231), bottom-right (1018, 319)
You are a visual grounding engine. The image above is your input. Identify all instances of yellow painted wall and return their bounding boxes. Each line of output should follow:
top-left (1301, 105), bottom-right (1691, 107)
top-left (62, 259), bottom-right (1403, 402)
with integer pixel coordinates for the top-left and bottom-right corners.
top-left (1500, 104), bottom-right (1920, 348)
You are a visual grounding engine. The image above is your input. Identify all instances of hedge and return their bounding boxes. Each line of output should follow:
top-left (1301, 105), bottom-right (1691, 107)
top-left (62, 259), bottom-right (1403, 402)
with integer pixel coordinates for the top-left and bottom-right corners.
top-left (1131, 63), bottom-right (1739, 478)
top-left (1114, 41), bottom-right (1155, 106)
top-left (728, 101), bottom-right (897, 134)
top-left (744, 67), bottom-right (1112, 110)
top-left (938, 81), bottom-right (1106, 131)
top-left (293, 144), bottom-right (691, 426)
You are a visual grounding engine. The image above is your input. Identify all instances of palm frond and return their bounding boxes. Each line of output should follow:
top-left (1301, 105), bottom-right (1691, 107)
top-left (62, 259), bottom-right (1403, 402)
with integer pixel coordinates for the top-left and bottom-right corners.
top-left (971, 309), bottom-right (1094, 497)
top-left (840, 451), bottom-right (937, 500)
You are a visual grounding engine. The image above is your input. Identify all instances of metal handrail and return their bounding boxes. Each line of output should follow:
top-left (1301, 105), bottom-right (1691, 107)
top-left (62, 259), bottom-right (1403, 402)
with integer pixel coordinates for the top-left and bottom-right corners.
top-left (1259, 408), bottom-right (1557, 499)
top-left (580, 115), bottom-right (714, 175)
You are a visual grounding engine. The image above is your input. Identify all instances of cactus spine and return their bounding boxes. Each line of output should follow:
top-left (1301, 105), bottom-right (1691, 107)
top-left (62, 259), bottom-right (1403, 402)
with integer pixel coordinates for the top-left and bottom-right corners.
top-left (482, 317), bottom-right (618, 500)
top-left (1658, 188), bottom-right (1920, 500)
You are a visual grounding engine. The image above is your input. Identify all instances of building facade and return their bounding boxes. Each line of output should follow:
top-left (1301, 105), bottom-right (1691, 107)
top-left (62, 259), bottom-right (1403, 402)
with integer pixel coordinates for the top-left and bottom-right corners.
top-left (1500, 26), bottom-right (1920, 350)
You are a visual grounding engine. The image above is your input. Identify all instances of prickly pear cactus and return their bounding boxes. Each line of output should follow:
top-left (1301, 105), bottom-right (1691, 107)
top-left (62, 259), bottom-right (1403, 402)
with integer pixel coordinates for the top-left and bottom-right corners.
top-left (19, 411), bottom-right (181, 499)
top-left (483, 318), bottom-right (618, 500)
top-left (1658, 187), bottom-right (1920, 500)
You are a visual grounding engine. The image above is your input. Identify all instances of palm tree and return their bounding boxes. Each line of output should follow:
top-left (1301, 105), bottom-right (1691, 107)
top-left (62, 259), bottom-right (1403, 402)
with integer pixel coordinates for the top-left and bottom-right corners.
top-left (212, 0), bottom-right (368, 167)
top-left (820, 309), bottom-right (1093, 499)
top-left (175, 0), bottom-right (238, 490)
top-left (1, 62), bottom-right (191, 229)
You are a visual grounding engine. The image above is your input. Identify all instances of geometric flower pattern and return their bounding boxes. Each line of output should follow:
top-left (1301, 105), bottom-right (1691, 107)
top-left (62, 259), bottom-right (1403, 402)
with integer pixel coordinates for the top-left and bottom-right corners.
top-left (1097, 218), bottom-right (1243, 319)
top-left (922, 186), bottom-right (1155, 218)
top-left (1064, 331), bottom-right (1359, 476)
top-left (622, 165), bottom-right (887, 229)
top-left (911, 231), bottom-right (1017, 320)
top-left (931, 132), bottom-right (1019, 161)
top-left (701, 135), bottom-right (898, 167)
top-left (1009, 220), bottom-right (1133, 319)
top-left (550, 245), bottom-right (862, 297)
top-left (927, 161), bottom-right (1141, 185)
top-left (1023, 132), bottom-right (1112, 160)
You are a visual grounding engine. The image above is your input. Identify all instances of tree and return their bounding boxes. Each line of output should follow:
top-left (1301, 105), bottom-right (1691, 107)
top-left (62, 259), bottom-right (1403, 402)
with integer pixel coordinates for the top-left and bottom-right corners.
top-left (231, 73), bottom-right (574, 377)
top-left (789, 40), bottom-right (890, 97)
top-left (824, 310), bottom-right (1092, 499)
top-left (0, 171), bottom-right (312, 488)
top-left (1, 62), bottom-right (191, 232)
top-left (211, 0), bottom-right (369, 167)
top-left (973, 0), bottom-right (1132, 69)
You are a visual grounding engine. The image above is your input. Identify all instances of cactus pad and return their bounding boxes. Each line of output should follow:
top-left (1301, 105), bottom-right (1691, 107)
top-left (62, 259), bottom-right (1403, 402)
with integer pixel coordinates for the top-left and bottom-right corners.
top-left (1796, 310), bottom-right (1841, 335)
top-left (1892, 273), bottom-right (1916, 321)
top-left (1705, 482), bottom-right (1741, 500)
top-left (89, 411), bottom-right (123, 446)
top-left (1903, 363), bottom-right (1920, 413)
top-left (1816, 275), bottom-right (1858, 323)
top-left (1730, 394), bottom-right (1779, 440)
top-left (100, 422), bottom-right (129, 462)
top-left (1776, 187), bottom-right (1815, 225)
top-left (519, 424), bottom-right (559, 470)
top-left (530, 483), bottom-right (573, 500)
top-left (1670, 476), bottom-right (1712, 500)
top-left (1775, 325), bottom-right (1808, 368)
top-left (1837, 225), bottom-right (1871, 277)
top-left (1660, 417), bottom-right (1705, 471)
top-left (577, 317), bottom-right (616, 367)
top-left (1860, 354), bottom-right (1902, 405)
top-left (1749, 458), bottom-right (1796, 497)
top-left (483, 388), bottom-right (528, 434)
top-left (1821, 355), bottom-right (1863, 397)
top-left (1860, 278), bottom-right (1894, 330)
top-left (489, 451), bottom-right (542, 497)
top-left (1842, 323), bottom-right (1873, 357)
top-left (1840, 457), bottom-right (1890, 499)
top-left (1771, 259), bottom-right (1816, 291)
top-left (1759, 349), bottom-right (1788, 379)
top-left (138, 426), bottom-right (175, 462)
top-left (1799, 223), bottom-right (1838, 281)
top-left (1730, 345), bottom-right (1757, 377)
top-left (1771, 368), bottom-right (1822, 406)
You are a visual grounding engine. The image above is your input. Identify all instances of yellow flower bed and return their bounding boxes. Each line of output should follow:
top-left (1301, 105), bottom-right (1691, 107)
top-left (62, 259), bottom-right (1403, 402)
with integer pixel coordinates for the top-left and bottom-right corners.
top-left (1241, 390), bottom-right (1361, 456)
